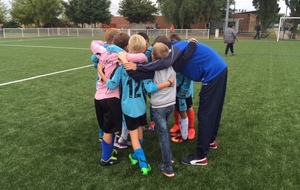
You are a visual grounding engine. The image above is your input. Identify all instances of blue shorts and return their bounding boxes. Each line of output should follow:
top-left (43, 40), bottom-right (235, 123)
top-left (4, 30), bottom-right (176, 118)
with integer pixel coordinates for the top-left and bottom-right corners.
top-left (175, 96), bottom-right (193, 112)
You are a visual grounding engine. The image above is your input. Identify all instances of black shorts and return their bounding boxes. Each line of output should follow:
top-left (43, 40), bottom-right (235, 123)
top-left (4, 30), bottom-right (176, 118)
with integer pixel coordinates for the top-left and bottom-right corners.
top-left (95, 98), bottom-right (122, 133)
top-left (175, 96), bottom-right (193, 112)
top-left (123, 113), bottom-right (147, 131)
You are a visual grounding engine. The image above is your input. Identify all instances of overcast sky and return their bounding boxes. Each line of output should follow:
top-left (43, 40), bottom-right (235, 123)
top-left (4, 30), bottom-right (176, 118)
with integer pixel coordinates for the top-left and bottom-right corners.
top-left (3, 0), bottom-right (289, 15)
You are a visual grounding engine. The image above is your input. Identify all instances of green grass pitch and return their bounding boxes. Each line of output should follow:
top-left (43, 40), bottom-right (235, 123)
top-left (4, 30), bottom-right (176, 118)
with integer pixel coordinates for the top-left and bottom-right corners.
top-left (0, 36), bottom-right (299, 189)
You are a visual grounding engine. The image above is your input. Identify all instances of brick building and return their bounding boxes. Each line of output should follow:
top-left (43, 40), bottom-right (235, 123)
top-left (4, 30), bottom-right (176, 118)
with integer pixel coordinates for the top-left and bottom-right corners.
top-left (106, 12), bottom-right (258, 33)
top-left (231, 11), bottom-right (258, 32)
top-left (110, 16), bottom-right (205, 29)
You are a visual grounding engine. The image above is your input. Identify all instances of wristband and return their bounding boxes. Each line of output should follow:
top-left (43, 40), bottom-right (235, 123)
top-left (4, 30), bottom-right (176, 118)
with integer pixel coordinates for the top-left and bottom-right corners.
top-left (168, 80), bottom-right (173, 87)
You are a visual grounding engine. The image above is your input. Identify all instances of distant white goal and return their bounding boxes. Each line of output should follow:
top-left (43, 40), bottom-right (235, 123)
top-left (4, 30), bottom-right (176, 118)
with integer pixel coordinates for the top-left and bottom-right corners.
top-left (276, 17), bottom-right (300, 41)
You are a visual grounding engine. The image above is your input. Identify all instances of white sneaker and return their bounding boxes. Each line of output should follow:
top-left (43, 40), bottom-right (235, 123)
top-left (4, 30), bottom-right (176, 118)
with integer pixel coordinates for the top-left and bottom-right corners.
top-left (118, 137), bottom-right (132, 146)
top-left (114, 141), bottom-right (128, 149)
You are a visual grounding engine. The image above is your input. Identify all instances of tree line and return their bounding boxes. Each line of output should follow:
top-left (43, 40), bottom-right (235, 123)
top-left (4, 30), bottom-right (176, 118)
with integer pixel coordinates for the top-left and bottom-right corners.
top-left (0, 0), bottom-right (299, 30)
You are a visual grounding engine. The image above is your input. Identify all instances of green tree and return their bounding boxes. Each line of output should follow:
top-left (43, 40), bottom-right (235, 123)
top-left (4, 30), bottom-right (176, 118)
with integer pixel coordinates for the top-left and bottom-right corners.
top-left (201, 0), bottom-right (231, 24)
top-left (63, 0), bottom-right (81, 25)
top-left (252, 0), bottom-right (279, 31)
top-left (10, 0), bottom-right (62, 27)
top-left (10, 0), bottom-right (35, 26)
top-left (0, 0), bottom-right (8, 23)
top-left (35, 0), bottom-right (62, 27)
top-left (118, 0), bottom-right (159, 24)
top-left (285, 0), bottom-right (300, 16)
top-left (64, 0), bottom-right (112, 27)
top-left (284, 0), bottom-right (300, 38)
top-left (88, 0), bottom-right (112, 26)
top-left (159, 0), bottom-right (202, 29)
top-left (157, 0), bottom-right (231, 29)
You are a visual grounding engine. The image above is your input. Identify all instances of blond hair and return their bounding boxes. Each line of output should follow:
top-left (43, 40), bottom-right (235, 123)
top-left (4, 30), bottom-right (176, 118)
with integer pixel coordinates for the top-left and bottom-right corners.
top-left (128, 34), bottom-right (147, 53)
top-left (152, 42), bottom-right (170, 60)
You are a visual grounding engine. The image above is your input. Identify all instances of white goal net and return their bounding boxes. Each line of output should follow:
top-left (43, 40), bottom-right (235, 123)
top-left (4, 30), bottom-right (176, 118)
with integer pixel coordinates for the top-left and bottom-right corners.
top-left (276, 17), bottom-right (300, 41)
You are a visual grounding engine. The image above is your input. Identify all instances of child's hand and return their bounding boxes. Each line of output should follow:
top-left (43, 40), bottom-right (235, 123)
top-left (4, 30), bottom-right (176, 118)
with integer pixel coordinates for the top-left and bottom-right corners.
top-left (168, 76), bottom-right (175, 87)
top-left (124, 62), bottom-right (137, 70)
top-left (189, 38), bottom-right (198, 43)
top-left (118, 51), bottom-right (128, 63)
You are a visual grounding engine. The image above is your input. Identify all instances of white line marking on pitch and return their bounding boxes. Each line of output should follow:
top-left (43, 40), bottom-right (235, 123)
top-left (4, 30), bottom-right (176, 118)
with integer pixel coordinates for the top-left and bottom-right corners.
top-left (0, 65), bottom-right (93, 87)
top-left (0, 37), bottom-right (81, 43)
top-left (0, 44), bottom-right (89, 50)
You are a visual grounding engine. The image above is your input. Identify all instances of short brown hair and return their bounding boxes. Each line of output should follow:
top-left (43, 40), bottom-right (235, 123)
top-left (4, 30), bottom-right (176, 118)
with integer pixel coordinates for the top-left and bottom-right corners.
top-left (137, 32), bottom-right (149, 43)
top-left (105, 28), bottom-right (120, 44)
top-left (152, 35), bottom-right (170, 47)
top-left (113, 32), bottom-right (130, 50)
top-left (169, 33), bottom-right (181, 42)
top-left (152, 42), bottom-right (170, 60)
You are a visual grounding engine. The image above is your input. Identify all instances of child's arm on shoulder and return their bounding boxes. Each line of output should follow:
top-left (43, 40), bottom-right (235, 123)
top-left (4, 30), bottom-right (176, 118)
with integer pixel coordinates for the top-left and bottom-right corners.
top-left (119, 51), bottom-right (173, 72)
top-left (126, 53), bottom-right (148, 63)
top-left (91, 40), bottom-right (107, 55)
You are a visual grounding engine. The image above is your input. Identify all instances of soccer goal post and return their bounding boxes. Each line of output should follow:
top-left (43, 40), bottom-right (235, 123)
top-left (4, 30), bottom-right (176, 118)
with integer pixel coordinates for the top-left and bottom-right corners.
top-left (277, 17), bottom-right (300, 41)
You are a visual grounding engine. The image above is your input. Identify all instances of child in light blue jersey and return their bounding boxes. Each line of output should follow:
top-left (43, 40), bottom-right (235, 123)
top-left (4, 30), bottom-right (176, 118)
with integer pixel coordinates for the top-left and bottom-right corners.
top-left (137, 32), bottom-right (156, 131)
top-left (99, 35), bottom-right (174, 175)
top-left (168, 34), bottom-right (195, 142)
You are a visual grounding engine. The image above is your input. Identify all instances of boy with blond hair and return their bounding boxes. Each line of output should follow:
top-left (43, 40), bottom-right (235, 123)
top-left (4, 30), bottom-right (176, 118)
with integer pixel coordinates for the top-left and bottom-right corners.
top-left (95, 32), bottom-right (152, 166)
top-left (100, 35), bottom-right (175, 175)
top-left (148, 42), bottom-right (177, 177)
top-left (118, 41), bottom-right (177, 178)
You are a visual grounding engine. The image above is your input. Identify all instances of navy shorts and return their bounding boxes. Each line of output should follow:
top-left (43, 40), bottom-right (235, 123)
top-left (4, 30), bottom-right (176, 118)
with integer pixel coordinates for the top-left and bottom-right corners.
top-left (123, 113), bottom-right (147, 131)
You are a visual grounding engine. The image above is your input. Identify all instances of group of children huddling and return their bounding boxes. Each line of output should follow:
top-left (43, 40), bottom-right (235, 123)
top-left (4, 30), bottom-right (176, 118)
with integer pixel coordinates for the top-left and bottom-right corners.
top-left (91, 28), bottom-right (197, 177)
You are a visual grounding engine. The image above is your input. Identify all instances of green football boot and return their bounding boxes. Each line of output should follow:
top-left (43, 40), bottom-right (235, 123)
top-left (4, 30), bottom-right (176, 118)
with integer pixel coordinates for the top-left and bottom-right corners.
top-left (128, 153), bottom-right (138, 165)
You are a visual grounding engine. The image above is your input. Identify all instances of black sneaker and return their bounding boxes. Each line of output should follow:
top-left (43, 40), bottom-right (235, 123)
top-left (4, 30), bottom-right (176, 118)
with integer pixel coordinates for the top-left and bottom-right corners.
top-left (100, 156), bottom-right (121, 166)
top-left (181, 153), bottom-right (208, 166)
top-left (159, 164), bottom-right (175, 177)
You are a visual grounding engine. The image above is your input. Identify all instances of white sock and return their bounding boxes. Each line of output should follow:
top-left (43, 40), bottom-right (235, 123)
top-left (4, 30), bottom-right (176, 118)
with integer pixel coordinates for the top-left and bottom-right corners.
top-left (180, 118), bottom-right (188, 140)
top-left (121, 123), bottom-right (128, 140)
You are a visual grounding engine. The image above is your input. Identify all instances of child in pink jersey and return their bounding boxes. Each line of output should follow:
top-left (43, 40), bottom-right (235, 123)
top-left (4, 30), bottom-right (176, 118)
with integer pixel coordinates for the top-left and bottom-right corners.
top-left (94, 33), bottom-right (152, 166)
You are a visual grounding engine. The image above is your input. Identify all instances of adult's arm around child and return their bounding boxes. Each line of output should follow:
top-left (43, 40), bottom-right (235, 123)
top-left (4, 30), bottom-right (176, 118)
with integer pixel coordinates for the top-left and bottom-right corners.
top-left (172, 41), bottom-right (197, 72)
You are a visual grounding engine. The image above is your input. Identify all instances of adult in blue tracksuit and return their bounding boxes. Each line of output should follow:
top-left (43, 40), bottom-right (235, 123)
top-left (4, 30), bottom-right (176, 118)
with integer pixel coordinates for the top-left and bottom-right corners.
top-left (122, 37), bottom-right (227, 166)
